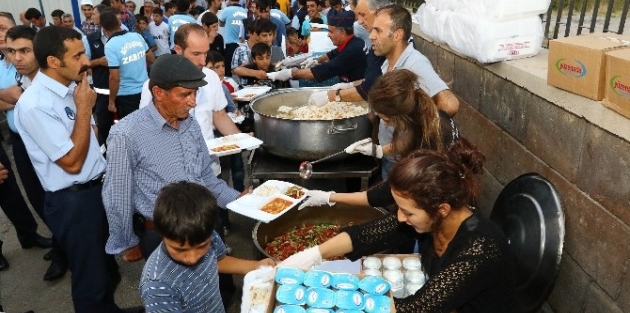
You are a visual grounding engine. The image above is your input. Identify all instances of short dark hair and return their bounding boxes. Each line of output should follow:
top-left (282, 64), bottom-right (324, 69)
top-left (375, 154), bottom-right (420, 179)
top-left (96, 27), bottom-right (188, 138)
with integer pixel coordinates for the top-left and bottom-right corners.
top-left (164, 2), bottom-right (176, 10)
top-left (152, 7), bottom-right (163, 15)
top-left (254, 0), bottom-right (270, 11)
top-left (34, 26), bottom-right (82, 69)
top-left (206, 50), bottom-right (223, 65)
top-left (24, 8), bottom-right (43, 20)
top-left (310, 17), bottom-right (323, 24)
top-left (253, 18), bottom-right (275, 35)
top-left (306, 0), bottom-right (320, 6)
top-left (189, 8), bottom-right (200, 16)
top-left (7, 25), bottom-right (37, 43)
top-left (376, 4), bottom-right (412, 41)
top-left (100, 9), bottom-right (120, 31)
top-left (135, 14), bottom-right (148, 23)
top-left (175, 0), bottom-right (190, 12)
top-left (100, 0), bottom-right (112, 6)
top-left (251, 42), bottom-right (271, 58)
top-left (200, 11), bottom-right (218, 26)
top-left (286, 27), bottom-right (298, 37)
top-left (51, 9), bottom-right (65, 19)
top-left (153, 181), bottom-right (218, 246)
top-left (0, 12), bottom-right (16, 26)
top-left (174, 23), bottom-right (206, 50)
top-left (94, 4), bottom-right (108, 13)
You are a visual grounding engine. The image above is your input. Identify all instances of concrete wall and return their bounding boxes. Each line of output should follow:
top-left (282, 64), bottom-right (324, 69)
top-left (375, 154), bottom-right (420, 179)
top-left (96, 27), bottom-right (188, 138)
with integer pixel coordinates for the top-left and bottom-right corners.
top-left (411, 28), bottom-right (630, 312)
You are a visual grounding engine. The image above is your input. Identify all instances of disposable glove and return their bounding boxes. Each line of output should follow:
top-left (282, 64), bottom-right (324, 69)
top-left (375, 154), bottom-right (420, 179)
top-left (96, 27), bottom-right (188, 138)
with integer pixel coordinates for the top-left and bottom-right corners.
top-left (330, 82), bottom-right (355, 90)
top-left (298, 190), bottom-right (335, 210)
top-left (300, 57), bottom-right (318, 68)
top-left (345, 138), bottom-right (383, 158)
top-left (275, 68), bottom-right (293, 81)
top-left (278, 246), bottom-right (323, 271)
top-left (307, 91), bottom-right (329, 106)
top-left (266, 72), bottom-right (279, 81)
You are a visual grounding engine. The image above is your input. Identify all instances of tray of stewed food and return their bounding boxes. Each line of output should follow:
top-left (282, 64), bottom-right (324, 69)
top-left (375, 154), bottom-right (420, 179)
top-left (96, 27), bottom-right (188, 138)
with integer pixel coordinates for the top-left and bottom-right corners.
top-left (205, 133), bottom-right (263, 157)
top-left (226, 180), bottom-right (308, 223)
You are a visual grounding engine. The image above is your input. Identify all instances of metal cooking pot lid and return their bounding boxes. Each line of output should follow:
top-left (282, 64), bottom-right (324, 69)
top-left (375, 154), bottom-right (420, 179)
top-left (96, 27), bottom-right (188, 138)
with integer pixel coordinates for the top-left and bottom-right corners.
top-left (490, 173), bottom-right (564, 313)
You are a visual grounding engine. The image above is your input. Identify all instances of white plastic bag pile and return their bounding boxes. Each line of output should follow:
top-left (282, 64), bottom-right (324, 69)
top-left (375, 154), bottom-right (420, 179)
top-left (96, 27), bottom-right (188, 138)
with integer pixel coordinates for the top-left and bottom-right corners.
top-left (416, 0), bottom-right (551, 63)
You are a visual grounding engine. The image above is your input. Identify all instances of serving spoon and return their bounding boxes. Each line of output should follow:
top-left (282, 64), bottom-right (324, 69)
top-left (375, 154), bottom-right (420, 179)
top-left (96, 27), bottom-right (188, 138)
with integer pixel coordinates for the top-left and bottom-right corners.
top-left (298, 150), bottom-right (347, 179)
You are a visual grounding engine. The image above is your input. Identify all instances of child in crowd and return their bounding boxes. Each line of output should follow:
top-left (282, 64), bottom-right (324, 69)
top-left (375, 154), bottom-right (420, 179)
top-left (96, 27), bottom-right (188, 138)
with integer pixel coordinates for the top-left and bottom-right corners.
top-left (232, 18), bottom-right (285, 86)
top-left (140, 181), bottom-right (275, 313)
top-left (135, 14), bottom-right (157, 71)
top-left (240, 43), bottom-right (289, 89)
top-left (286, 27), bottom-right (308, 56)
top-left (149, 7), bottom-right (171, 57)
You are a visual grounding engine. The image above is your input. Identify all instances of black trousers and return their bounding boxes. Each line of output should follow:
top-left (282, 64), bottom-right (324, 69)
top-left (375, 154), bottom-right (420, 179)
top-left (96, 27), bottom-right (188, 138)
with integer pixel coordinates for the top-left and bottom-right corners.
top-left (115, 93), bottom-right (141, 120)
top-left (11, 133), bottom-right (66, 261)
top-left (44, 184), bottom-right (120, 313)
top-left (94, 94), bottom-right (114, 146)
top-left (139, 214), bottom-right (236, 309)
top-left (0, 143), bottom-right (40, 246)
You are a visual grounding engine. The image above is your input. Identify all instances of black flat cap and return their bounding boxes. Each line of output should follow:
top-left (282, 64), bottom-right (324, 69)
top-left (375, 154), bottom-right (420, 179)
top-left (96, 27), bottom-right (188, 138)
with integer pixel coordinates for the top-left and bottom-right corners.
top-left (327, 10), bottom-right (355, 28)
top-left (149, 54), bottom-right (207, 89)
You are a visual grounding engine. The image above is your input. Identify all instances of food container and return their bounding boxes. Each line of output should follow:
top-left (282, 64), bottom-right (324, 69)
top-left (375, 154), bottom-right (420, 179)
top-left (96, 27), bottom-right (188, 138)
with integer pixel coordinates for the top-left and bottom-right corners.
top-left (406, 283), bottom-right (423, 296)
top-left (383, 270), bottom-right (404, 298)
top-left (253, 203), bottom-right (387, 260)
top-left (363, 294), bottom-right (392, 313)
top-left (359, 276), bottom-right (391, 296)
top-left (274, 305), bottom-right (306, 313)
top-left (363, 269), bottom-right (382, 278)
top-left (304, 270), bottom-right (333, 288)
top-left (276, 284), bottom-right (307, 305)
top-left (331, 273), bottom-right (360, 291)
top-left (276, 267), bottom-right (306, 285)
top-left (405, 270), bottom-right (426, 285)
top-left (335, 290), bottom-right (365, 310)
top-left (382, 257), bottom-right (402, 271)
top-left (305, 308), bottom-right (334, 313)
top-left (363, 257), bottom-right (382, 270)
top-left (251, 88), bottom-right (371, 161)
top-left (305, 287), bottom-right (336, 309)
top-left (402, 256), bottom-right (421, 271)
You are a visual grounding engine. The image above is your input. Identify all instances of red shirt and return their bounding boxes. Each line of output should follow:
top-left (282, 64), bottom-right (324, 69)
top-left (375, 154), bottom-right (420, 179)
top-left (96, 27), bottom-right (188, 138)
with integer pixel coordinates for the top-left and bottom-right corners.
top-left (337, 35), bottom-right (354, 52)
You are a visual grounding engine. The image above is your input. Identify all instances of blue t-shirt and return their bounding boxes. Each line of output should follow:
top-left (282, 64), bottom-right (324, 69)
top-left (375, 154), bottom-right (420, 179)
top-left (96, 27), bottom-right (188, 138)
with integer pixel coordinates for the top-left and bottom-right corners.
top-left (168, 13), bottom-right (197, 49)
top-left (105, 32), bottom-right (149, 96)
top-left (271, 9), bottom-right (291, 25)
top-left (301, 14), bottom-right (328, 38)
top-left (138, 29), bottom-right (157, 48)
top-left (219, 6), bottom-right (248, 44)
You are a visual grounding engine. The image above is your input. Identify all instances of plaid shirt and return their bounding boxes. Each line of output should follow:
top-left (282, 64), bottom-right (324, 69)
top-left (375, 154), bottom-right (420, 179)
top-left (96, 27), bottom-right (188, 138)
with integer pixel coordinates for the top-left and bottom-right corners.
top-left (120, 9), bottom-right (136, 32)
top-left (81, 18), bottom-right (100, 35)
top-left (231, 44), bottom-right (251, 85)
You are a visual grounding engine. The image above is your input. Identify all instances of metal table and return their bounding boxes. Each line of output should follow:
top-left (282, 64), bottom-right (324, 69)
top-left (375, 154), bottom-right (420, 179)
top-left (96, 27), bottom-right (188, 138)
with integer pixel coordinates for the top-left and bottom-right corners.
top-left (247, 148), bottom-right (380, 191)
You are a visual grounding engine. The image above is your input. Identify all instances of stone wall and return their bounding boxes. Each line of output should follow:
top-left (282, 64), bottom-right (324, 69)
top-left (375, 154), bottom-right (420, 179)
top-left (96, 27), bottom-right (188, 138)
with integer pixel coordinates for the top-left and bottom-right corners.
top-left (411, 31), bottom-right (630, 312)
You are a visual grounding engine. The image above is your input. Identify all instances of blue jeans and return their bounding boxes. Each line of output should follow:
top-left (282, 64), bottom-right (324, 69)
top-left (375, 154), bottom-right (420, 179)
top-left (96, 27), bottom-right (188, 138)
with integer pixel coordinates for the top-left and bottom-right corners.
top-left (381, 158), bottom-right (395, 180)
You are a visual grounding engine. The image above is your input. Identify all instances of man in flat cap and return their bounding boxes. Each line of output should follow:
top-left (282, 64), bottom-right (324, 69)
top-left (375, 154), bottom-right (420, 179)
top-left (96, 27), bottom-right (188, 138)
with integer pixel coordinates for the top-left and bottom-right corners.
top-left (273, 9), bottom-right (367, 102)
top-left (103, 54), bottom-right (250, 275)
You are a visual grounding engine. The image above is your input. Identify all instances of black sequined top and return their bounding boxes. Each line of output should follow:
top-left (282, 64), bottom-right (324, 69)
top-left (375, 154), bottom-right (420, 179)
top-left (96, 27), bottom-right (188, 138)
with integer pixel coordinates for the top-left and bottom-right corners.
top-left (344, 212), bottom-right (515, 313)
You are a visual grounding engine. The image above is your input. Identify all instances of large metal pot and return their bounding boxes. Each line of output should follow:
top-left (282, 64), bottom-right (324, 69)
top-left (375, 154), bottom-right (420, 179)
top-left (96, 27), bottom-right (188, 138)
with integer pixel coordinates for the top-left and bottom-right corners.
top-left (253, 204), bottom-right (388, 260)
top-left (250, 88), bottom-right (371, 160)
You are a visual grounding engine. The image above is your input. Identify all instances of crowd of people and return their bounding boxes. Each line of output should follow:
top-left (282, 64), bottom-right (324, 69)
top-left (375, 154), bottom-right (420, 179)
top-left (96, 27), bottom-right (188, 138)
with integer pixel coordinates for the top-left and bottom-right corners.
top-left (0, 0), bottom-right (517, 312)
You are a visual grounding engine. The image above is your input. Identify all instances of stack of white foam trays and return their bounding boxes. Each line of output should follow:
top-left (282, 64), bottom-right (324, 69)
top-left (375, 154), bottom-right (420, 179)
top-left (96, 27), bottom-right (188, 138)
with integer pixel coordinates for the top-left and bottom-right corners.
top-left (416, 0), bottom-right (551, 63)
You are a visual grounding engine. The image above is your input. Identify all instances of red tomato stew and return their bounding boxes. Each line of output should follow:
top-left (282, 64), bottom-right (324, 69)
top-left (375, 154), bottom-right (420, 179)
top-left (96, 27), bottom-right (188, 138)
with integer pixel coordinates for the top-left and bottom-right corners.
top-left (265, 223), bottom-right (352, 261)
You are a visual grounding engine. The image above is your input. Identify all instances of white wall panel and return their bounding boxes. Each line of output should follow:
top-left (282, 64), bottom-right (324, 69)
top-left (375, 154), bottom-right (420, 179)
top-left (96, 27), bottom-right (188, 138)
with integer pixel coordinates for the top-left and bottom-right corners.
top-left (1, 0), bottom-right (81, 26)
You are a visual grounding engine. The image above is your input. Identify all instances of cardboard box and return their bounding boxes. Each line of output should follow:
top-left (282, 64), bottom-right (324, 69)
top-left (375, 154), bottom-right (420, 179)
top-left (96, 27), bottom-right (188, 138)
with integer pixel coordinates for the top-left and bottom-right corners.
top-left (547, 33), bottom-right (630, 100)
top-left (603, 49), bottom-right (630, 118)
top-left (264, 272), bottom-right (395, 313)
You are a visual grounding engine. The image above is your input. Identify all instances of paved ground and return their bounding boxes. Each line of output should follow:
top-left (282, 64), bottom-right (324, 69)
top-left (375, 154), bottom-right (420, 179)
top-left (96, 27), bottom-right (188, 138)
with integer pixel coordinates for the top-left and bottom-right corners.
top-left (0, 124), bottom-right (259, 313)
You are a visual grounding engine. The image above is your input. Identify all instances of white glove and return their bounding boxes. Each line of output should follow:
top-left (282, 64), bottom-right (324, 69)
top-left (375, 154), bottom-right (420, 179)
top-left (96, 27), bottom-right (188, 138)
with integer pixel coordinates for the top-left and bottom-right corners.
top-left (330, 82), bottom-right (355, 90)
top-left (300, 57), bottom-right (318, 68)
top-left (266, 72), bottom-right (279, 81)
top-left (298, 190), bottom-right (335, 210)
top-left (345, 138), bottom-right (383, 158)
top-left (307, 91), bottom-right (330, 107)
top-left (274, 68), bottom-right (293, 81)
top-left (278, 246), bottom-right (323, 271)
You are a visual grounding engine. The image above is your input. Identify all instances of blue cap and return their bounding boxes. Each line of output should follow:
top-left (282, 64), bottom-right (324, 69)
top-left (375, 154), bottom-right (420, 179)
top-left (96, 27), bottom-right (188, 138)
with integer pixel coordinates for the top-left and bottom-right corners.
top-left (327, 10), bottom-right (355, 28)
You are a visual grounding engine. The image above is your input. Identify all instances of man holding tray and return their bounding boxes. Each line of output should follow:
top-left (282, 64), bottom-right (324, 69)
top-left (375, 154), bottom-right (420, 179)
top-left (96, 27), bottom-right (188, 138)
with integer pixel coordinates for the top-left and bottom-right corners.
top-left (103, 54), bottom-right (250, 307)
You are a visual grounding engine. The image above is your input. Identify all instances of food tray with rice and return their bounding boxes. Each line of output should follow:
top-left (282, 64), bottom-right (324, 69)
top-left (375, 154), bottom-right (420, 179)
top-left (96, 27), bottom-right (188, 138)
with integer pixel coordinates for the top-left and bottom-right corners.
top-left (226, 180), bottom-right (308, 223)
top-left (232, 86), bottom-right (272, 101)
top-left (205, 133), bottom-right (263, 157)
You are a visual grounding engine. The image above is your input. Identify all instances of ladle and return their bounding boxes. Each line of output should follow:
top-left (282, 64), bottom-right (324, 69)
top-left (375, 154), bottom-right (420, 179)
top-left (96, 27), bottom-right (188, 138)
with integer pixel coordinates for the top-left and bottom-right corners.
top-left (299, 150), bottom-right (347, 179)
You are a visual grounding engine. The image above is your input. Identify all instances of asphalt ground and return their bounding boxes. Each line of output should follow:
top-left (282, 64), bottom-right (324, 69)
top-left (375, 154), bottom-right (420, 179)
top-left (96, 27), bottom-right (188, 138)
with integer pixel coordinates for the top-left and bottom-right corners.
top-left (0, 123), bottom-right (258, 313)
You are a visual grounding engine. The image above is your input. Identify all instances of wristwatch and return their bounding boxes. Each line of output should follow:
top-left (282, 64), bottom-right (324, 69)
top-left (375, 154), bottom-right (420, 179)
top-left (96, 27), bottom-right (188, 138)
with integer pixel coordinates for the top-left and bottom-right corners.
top-left (334, 89), bottom-right (341, 102)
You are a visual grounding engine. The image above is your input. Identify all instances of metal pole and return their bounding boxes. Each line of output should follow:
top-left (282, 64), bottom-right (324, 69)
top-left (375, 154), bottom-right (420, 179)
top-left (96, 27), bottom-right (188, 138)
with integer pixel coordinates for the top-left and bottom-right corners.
top-left (38, 0), bottom-right (45, 17)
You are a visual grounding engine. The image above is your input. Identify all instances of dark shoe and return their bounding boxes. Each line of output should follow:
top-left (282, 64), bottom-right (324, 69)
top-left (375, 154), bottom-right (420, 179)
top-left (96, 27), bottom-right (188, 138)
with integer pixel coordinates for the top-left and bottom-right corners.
top-left (121, 306), bottom-right (145, 313)
top-left (43, 259), bottom-right (68, 281)
top-left (22, 234), bottom-right (53, 249)
top-left (43, 249), bottom-right (54, 261)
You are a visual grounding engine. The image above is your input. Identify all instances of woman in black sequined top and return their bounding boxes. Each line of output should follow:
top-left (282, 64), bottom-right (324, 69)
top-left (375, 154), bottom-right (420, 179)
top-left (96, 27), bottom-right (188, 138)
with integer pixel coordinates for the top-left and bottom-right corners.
top-left (280, 138), bottom-right (515, 313)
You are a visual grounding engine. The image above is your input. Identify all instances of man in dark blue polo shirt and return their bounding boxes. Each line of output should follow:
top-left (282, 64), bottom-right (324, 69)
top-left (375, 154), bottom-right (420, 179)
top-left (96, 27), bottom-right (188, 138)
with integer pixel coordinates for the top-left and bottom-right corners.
top-left (275, 10), bottom-right (367, 91)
